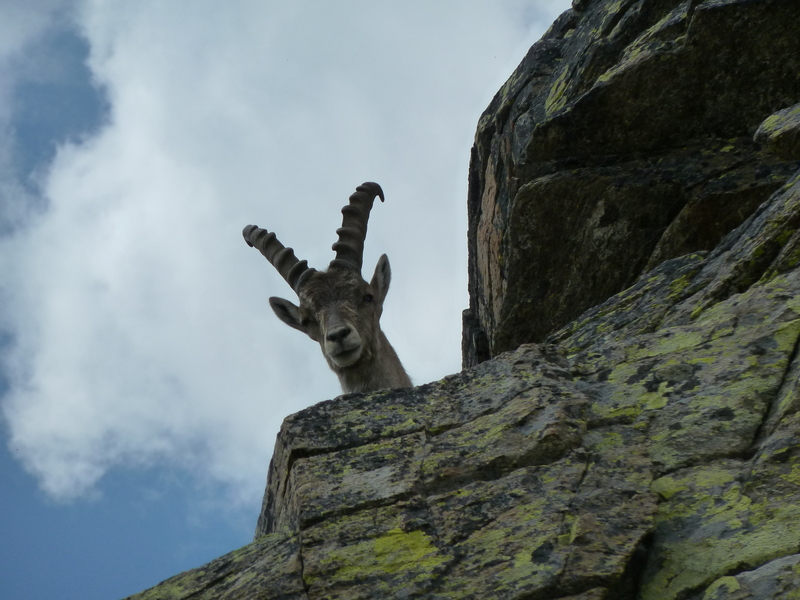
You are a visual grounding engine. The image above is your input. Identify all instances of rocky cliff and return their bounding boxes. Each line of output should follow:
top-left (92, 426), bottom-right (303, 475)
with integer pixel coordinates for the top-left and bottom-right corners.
top-left (124, 1), bottom-right (800, 599)
top-left (462, 0), bottom-right (800, 366)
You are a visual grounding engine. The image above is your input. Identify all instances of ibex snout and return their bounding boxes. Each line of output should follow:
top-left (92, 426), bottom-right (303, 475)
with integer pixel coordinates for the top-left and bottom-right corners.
top-left (324, 320), bottom-right (363, 368)
top-left (326, 326), bottom-right (351, 343)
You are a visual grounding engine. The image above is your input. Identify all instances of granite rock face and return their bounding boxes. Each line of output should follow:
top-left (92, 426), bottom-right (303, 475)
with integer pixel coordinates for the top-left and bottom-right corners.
top-left (463, 0), bottom-right (800, 367)
top-left (123, 1), bottom-right (800, 598)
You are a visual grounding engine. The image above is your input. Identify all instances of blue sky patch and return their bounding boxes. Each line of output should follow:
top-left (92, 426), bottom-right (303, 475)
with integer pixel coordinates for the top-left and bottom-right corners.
top-left (11, 27), bottom-right (109, 190)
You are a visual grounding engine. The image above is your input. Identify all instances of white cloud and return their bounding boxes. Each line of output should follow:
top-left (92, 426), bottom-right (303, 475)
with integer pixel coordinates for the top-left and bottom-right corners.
top-left (1, 0), bottom-right (571, 504)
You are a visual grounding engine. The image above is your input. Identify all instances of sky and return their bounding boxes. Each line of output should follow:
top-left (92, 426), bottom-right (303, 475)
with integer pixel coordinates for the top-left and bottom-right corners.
top-left (0, 1), bottom-right (571, 599)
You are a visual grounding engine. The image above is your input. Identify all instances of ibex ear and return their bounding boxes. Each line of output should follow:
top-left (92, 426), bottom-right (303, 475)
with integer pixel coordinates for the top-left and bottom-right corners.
top-left (370, 254), bottom-right (391, 304)
top-left (269, 297), bottom-right (306, 333)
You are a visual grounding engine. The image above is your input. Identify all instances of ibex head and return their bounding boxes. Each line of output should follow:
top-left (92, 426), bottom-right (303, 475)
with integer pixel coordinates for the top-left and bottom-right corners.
top-left (243, 182), bottom-right (412, 393)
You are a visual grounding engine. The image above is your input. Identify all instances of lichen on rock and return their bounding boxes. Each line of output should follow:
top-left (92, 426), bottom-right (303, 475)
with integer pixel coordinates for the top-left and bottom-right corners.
top-left (754, 103), bottom-right (800, 161)
top-left (463, 0), bottom-right (800, 365)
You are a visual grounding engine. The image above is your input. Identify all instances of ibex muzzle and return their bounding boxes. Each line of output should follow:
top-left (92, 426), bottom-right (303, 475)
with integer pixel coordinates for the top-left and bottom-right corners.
top-left (243, 182), bottom-right (412, 393)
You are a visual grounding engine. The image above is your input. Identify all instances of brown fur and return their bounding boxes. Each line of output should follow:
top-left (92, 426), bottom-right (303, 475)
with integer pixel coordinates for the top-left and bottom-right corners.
top-left (269, 261), bottom-right (412, 393)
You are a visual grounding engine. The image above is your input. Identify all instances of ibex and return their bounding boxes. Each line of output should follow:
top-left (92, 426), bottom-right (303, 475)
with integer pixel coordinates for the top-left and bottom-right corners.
top-left (243, 182), bottom-right (412, 393)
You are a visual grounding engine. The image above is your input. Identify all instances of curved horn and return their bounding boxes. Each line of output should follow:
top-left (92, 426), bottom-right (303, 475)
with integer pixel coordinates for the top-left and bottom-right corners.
top-left (243, 225), bottom-right (316, 292)
top-left (330, 181), bottom-right (385, 272)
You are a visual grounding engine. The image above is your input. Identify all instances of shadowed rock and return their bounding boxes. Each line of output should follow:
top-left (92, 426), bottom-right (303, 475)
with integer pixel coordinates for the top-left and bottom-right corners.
top-left (463, 0), bottom-right (800, 366)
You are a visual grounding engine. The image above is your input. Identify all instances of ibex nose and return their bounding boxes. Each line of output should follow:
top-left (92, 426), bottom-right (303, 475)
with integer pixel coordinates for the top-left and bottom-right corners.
top-left (326, 326), bottom-right (351, 343)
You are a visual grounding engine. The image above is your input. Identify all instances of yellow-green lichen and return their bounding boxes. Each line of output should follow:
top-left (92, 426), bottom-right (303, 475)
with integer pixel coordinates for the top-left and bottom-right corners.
top-left (544, 66), bottom-right (573, 116)
top-left (588, 271), bottom-right (800, 437)
top-left (373, 529), bottom-right (446, 574)
top-left (590, 431), bottom-right (626, 453)
top-left (597, 41), bottom-right (651, 84)
top-left (779, 461), bottom-right (800, 486)
top-left (759, 112), bottom-right (783, 134)
top-left (758, 104), bottom-right (800, 137)
top-left (463, 520), bottom-right (563, 593)
top-left (668, 271), bottom-right (696, 296)
top-left (702, 576), bottom-right (741, 599)
top-left (643, 384), bottom-right (670, 410)
top-left (650, 475), bottom-right (687, 501)
top-left (641, 464), bottom-right (800, 600)
top-left (305, 528), bottom-right (448, 593)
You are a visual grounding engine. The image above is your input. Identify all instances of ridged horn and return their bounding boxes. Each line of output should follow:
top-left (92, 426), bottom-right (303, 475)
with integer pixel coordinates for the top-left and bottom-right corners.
top-left (243, 224), bottom-right (316, 292)
top-left (330, 182), bottom-right (385, 272)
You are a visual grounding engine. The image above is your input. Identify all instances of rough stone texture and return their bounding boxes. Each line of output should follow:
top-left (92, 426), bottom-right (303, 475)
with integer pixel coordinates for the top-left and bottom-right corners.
top-left (121, 533), bottom-right (307, 600)
top-left (463, 0), bottom-right (800, 367)
top-left (754, 102), bottom-right (800, 161)
top-left (127, 167), bottom-right (800, 599)
top-left (124, 1), bottom-right (800, 598)
top-left (694, 554), bottom-right (800, 600)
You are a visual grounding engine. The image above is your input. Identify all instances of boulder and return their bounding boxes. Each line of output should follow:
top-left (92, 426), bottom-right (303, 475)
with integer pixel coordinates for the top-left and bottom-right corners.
top-left (754, 102), bottom-right (800, 161)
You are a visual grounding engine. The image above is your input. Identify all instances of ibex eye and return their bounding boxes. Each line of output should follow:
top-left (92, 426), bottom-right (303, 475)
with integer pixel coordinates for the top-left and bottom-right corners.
top-left (363, 293), bottom-right (374, 303)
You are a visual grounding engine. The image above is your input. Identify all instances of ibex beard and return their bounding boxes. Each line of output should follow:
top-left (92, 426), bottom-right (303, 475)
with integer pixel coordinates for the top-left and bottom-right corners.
top-left (243, 182), bottom-right (412, 394)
